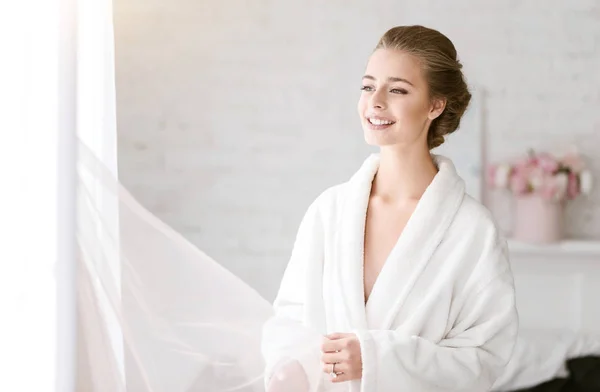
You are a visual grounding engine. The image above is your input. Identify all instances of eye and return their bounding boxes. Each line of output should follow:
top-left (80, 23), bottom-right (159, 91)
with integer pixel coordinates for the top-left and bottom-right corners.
top-left (391, 88), bottom-right (408, 94)
top-left (360, 85), bottom-right (374, 92)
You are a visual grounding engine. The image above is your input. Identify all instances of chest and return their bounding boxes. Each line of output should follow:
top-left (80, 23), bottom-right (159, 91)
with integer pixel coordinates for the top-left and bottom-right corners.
top-left (363, 198), bottom-right (417, 304)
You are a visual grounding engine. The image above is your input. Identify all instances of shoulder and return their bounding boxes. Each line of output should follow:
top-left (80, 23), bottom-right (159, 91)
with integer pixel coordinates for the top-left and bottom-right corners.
top-left (313, 182), bottom-right (347, 205)
top-left (296, 180), bottom-right (354, 234)
top-left (451, 195), bottom-right (512, 288)
top-left (305, 181), bottom-right (349, 215)
top-left (454, 194), bottom-right (505, 244)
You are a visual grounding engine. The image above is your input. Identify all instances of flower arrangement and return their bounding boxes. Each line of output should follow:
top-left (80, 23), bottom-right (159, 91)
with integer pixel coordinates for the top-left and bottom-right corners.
top-left (487, 147), bottom-right (593, 201)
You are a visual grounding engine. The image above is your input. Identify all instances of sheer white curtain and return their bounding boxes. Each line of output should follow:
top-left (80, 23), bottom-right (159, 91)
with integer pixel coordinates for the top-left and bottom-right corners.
top-left (0, 0), bottom-right (120, 390)
top-left (0, 1), bottom-right (325, 391)
top-left (75, 0), bottom-right (124, 388)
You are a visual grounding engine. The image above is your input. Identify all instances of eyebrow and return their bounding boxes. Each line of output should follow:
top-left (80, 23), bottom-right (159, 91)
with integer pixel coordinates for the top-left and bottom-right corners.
top-left (362, 75), bottom-right (414, 87)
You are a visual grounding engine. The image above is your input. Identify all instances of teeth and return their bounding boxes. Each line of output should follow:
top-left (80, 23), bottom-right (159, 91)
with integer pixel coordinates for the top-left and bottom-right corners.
top-left (369, 118), bottom-right (394, 125)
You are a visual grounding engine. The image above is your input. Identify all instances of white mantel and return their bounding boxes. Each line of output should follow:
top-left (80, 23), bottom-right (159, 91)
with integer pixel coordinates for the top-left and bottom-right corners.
top-left (509, 239), bottom-right (600, 259)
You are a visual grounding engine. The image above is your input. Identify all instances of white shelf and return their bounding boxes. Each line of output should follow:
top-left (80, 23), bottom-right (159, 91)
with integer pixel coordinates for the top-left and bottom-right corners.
top-left (508, 239), bottom-right (600, 258)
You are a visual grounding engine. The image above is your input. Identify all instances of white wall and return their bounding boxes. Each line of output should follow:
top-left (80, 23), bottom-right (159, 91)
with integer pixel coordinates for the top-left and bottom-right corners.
top-left (114, 0), bottom-right (600, 300)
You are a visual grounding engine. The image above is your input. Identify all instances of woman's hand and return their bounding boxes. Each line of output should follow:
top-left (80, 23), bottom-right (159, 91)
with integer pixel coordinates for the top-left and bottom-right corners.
top-left (320, 332), bottom-right (363, 383)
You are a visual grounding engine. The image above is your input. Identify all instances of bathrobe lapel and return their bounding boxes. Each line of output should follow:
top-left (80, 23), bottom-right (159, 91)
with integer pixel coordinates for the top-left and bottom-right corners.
top-left (328, 153), bottom-right (466, 332)
top-left (327, 154), bottom-right (379, 333)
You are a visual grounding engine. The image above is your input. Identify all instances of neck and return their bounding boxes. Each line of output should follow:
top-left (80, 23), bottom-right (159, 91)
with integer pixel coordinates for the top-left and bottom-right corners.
top-left (371, 144), bottom-right (438, 202)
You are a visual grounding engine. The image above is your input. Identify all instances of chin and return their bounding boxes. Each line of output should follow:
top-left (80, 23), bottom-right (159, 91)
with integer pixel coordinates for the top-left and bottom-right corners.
top-left (363, 130), bottom-right (399, 147)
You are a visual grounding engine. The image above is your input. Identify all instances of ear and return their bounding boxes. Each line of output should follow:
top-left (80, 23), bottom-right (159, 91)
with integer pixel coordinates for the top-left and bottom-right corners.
top-left (428, 97), bottom-right (446, 120)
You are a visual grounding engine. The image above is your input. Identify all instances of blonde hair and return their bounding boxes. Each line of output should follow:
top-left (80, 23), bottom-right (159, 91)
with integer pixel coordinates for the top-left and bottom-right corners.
top-left (375, 25), bottom-right (471, 149)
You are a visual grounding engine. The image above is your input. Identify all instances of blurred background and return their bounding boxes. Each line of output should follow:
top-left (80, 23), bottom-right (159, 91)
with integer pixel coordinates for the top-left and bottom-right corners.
top-left (114, 0), bottom-right (600, 301)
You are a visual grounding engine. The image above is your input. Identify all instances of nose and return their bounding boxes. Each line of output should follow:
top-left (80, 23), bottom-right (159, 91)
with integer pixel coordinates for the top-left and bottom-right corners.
top-left (369, 89), bottom-right (386, 110)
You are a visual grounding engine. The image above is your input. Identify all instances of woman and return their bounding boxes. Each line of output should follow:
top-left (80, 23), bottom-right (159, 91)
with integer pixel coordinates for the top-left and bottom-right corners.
top-left (262, 25), bottom-right (519, 392)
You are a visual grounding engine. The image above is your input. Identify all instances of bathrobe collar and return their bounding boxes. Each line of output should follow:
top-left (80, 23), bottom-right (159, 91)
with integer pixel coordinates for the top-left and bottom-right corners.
top-left (330, 153), bottom-right (466, 331)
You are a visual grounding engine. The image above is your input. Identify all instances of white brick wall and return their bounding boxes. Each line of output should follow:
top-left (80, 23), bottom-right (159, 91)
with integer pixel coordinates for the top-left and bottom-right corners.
top-left (114, 0), bottom-right (600, 300)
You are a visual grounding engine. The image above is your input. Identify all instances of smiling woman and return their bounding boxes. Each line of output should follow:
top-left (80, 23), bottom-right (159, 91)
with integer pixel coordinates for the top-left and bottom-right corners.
top-left (262, 25), bottom-right (518, 392)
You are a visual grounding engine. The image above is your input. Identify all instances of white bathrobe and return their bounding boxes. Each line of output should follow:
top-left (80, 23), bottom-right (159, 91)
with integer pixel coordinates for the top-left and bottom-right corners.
top-left (262, 153), bottom-right (519, 392)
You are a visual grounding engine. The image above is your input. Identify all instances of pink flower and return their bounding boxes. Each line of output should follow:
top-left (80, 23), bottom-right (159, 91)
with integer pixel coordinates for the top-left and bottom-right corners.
top-left (567, 172), bottom-right (580, 199)
top-left (536, 153), bottom-right (559, 174)
top-left (540, 182), bottom-right (558, 200)
top-left (510, 172), bottom-right (529, 194)
top-left (494, 147), bottom-right (587, 202)
top-left (528, 167), bottom-right (545, 191)
top-left (513, 155), bottom-right (531, 174)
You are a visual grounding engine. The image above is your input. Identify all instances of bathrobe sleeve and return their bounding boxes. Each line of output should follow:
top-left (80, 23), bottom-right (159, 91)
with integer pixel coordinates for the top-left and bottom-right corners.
top-left (354, 236), bottom-right (519, 392)
top-left (261, 197), bottom-right (325, 391)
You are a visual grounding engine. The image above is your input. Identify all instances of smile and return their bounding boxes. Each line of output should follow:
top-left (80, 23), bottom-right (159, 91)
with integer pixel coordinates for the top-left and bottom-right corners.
top-left (366, 116), bottom-right (396, 128)
top-left (368, 118), bottom-right (395, 125)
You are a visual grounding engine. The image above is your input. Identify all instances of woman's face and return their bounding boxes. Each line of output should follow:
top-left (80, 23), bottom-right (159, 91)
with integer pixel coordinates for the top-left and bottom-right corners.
top-left (357, 48), bottom-right (444, 148)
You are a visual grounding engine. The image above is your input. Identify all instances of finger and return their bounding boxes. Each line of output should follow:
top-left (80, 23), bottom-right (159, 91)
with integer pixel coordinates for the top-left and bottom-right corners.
top-left (330, 370), bottom-right (351, 383)
top-left (320, 361), bottom-right (344, 374)
top-left (321, 361), bottom-right (331, 374)
top-left (330, 361), bottom-right (348, 374)
top-left (326, 332), bottom-right (352, 340)
top-left (320, 338), bottom-right (343, 353)
top-left (320, 351), bottom-right (345, 364)
top-left (322, 337), bottom-right (354, 353)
